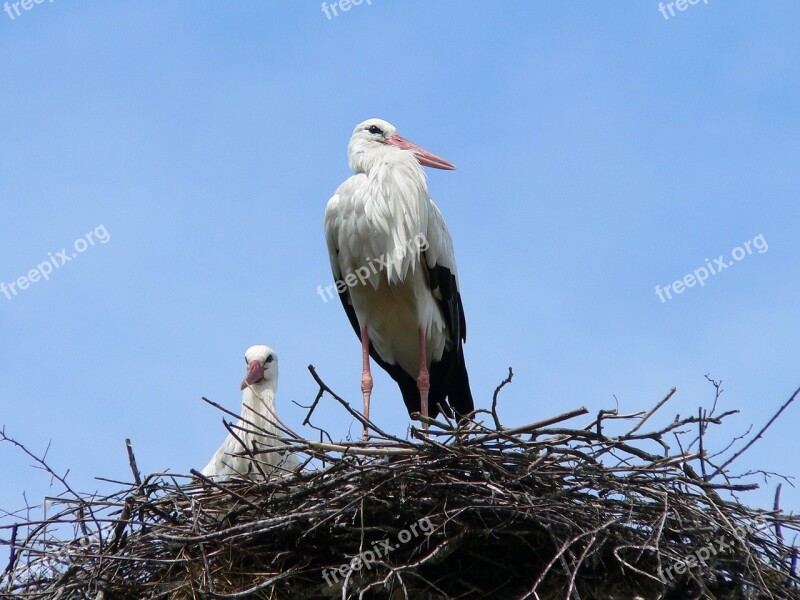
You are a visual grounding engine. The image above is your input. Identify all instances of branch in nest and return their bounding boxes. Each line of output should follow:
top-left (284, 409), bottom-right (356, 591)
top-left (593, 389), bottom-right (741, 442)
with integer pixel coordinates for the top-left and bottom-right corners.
top-left (491, 367), bottom-right (514, 430)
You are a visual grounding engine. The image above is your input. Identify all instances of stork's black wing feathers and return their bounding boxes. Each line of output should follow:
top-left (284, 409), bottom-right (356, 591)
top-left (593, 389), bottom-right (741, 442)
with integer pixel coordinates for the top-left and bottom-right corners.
top-left (424, 261), bottom-right (474, 419)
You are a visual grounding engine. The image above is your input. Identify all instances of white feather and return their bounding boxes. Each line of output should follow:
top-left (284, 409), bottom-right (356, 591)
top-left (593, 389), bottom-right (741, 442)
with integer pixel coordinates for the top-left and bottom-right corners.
top-left (201, 346), bottom-right (300, 481)
top-left (324, 119), bottom-right (461, 379)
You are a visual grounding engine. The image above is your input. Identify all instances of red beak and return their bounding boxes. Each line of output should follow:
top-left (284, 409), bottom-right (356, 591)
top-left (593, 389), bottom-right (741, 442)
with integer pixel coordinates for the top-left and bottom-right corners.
top-left (384, 134), bottom-right (456, 170)
top-left (241, 360), bottom-right (265, 390)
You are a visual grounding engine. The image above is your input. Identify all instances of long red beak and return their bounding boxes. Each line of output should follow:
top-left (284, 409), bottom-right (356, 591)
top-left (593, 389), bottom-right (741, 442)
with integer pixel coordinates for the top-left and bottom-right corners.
top-left (384, 134), bottom-right (456, 170)
top-left (241, 360), bottom-right (265, 390)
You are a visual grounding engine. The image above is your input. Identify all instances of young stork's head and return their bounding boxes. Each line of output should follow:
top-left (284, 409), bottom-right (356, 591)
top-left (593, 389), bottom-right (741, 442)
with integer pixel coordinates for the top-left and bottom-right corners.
top-left (347, 118), bottom-right (456, 175)
top-left (241, 344), bottom-right (278, 391)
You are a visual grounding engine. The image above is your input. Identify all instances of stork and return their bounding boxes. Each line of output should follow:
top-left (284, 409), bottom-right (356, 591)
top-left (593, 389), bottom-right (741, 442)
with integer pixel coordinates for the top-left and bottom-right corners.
top-left (324, 118), bottom-right (474, 438)
top-left (201, 345), bottom-right (300, 480)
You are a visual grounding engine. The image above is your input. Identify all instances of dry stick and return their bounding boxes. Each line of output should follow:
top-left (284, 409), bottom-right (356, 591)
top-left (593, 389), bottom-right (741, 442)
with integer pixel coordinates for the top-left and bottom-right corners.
top-left (522, 519), bottom-right (618, 599)
top-left (304, 364), bottom-right (403, 442)
top-left (584, 409), bottom-right (645, 432)
top-left (216, 388), bottom-right (301, 443)
top-left (108, 498), bottom-right (133, 553)
top-left (244, 382), bottom-right (303, 441)
top-left (221, 419), bottom-right (269, 481)
top-left (775, 484), bottom-right (784, 546)
top-left (410, 412), bottom-right (453, 431)
top-left (593, 409), bottom-right (618, 440)
top-left (125, 439), bottom-right (142, 487)
top-left (565, 534), bottom-right (596, 600)
top-left (704, 373), bottom-right (723, 416)
top-left (0, 428), bottom-right (104, 545)
top-left (7, 383), bottom-right (800, 597)
top-left (491, 367), bottom-right (513, 430)
top-left (0, 429), bottom-right (82, 505)
top-left (318, 430), bottom-right (327, 469)
top-left (548, 527), bottom-right (584, 600)
top-left (288, 440), bottom-right (416, 457)
top-left (208, 567), bottom-right (300, 599)
top-left (300, 374), bottom-right (326, 426)
top-left (293, 397), bottom-right (334, 444)
top-left (464, 407), bottom-right (589, 446)
top-left (188, 470), bottom-right (261, 513)
top-left (201, 398), bottom-right (298, 449)
top-left (2, 524), bottom-right (18, 579)
top-left (448, 415), bottom-right (542, 449)
top-left (625, 387), bottom-right (677, 437)
top-left (187, 496), bottom-right (215, 595)
top-left (709, 386), bottom-right (800, 479)
top-left (688, 387), bottom-right (730, 455)
top-left (697, 408), bottom-right (707, 481)
top-left (119, 441), bottom-right (152, 556)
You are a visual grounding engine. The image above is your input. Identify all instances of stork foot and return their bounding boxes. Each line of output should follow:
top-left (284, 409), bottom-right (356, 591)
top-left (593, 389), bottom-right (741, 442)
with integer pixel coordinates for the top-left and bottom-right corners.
top-left (417, 372), bottom-right (430, 432)
top-left (361, 375), bottom-right (373, 441)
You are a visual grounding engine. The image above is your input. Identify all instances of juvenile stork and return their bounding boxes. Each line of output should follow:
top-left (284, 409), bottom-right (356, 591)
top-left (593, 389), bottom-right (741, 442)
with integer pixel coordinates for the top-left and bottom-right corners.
top-left (324, 118), bottom-right (474, 437)
top-left (201, 345), bottom-right (300, 480)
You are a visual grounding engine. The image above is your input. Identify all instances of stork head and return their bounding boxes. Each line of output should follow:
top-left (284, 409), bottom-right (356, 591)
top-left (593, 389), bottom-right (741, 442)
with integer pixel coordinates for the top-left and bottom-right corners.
top-left (347, 118), bottom-right (456, 175)
top-left (241, 344), bottom-right (278, 391)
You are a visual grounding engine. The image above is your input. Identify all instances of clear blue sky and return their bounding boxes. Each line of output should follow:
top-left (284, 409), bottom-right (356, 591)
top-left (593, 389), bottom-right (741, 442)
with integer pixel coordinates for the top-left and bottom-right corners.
top-left (2, 1), bottom-right (798, 557)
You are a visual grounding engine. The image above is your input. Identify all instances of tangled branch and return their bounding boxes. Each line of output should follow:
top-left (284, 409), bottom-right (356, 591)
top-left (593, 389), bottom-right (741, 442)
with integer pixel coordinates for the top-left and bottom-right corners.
top-left (1, 376), bottom-right (798, 599)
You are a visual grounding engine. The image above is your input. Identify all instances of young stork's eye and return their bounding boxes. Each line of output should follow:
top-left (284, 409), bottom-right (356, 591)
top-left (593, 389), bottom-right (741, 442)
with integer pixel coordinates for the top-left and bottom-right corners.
top-left (265, 355), bottom-right (274, 364)
top-left (367, 125), bottom-right (383, 135)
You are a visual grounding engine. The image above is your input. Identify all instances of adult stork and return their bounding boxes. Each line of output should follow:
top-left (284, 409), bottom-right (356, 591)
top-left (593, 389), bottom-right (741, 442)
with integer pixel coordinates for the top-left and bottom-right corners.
top-left (324, 118), bottom-right (474, 437)
top-left (201, 345), bottom-right (300, 480)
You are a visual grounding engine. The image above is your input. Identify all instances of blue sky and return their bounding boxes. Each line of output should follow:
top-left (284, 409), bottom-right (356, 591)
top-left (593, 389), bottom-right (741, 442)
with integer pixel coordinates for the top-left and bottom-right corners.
top-left (1, 1), bottom-right (798, 558)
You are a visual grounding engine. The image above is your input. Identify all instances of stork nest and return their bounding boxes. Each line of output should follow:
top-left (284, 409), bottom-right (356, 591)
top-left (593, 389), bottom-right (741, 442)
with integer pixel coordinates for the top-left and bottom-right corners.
top-left (2, 370), bottom-right (799, 599)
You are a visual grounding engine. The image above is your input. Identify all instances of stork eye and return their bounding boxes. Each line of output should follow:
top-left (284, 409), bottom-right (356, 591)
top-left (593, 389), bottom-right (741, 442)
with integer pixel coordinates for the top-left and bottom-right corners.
top-left (265, 355), bottom-right (274, 364)
top-left (367, 125), bottom-right (383, 135)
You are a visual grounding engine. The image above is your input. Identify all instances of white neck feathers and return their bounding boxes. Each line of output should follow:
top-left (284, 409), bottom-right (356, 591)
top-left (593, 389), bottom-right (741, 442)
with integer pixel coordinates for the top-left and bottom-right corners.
top-left (241, 384), bottom-right (279, 433)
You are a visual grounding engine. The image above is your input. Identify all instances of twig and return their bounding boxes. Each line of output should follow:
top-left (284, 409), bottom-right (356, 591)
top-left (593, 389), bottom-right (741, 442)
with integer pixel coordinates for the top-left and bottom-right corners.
top-left (466, 407), bottom-right (589, 446)
top-left (698, 407), bottom-right (707, 481)
top-left (625, 387), bottom-right (677, 436)
top-left (491, 367), bottom-right (513, 430)
top-left (775, 483), bottom-right (784, 546)
top-left (125, 439), bottom-right (142, 487)
top-left (710, 386), bottom-right (800, 479)
top-left (304, 364), bottom-right (402, 442)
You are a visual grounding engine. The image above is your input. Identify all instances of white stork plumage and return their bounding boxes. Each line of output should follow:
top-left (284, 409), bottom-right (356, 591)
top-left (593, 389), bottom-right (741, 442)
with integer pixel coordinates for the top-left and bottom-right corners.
top-left (324, 118), bottom-right (474, 437)
top-left (201, 345), bottom-right (300, 480)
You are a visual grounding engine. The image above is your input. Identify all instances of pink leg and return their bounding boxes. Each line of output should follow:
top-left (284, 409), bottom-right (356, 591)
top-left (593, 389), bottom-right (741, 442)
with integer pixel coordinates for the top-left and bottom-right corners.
top-left (417, 328), bottom-right (430, 431)
top-left (360, 324), bottom-right (373, 440)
